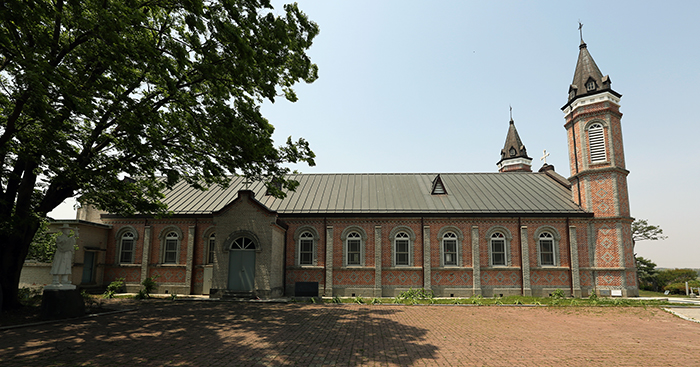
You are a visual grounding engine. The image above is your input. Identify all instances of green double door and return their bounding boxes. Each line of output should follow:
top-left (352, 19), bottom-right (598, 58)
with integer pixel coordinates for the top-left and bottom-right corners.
top-left (228, 250), bottom-right (255, 292)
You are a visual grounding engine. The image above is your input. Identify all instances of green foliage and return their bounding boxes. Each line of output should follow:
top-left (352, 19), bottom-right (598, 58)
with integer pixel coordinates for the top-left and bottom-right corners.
top-left (635, 256), bottom-right (659, 290)
top-left (513, 299), bottom-right (523, 305)
top-left (353, 296), bottom-right (365, 304)
top-left (332, 296), bottom-right (342, 304)
top-left (370, 298), bottom-right (382, 305)
top-left (17, 287), bottom-right (43, 307)
top-left (136, 275), bottom-right (160, 299)
top-left (0, 0), bottom-right (319, 309)
top-left (103, 278), bottom-right (125, 299)
top-left (452, 298), bottom-right (462, 305)
top-left (589, 290), bottom-right (598, 300)
top-left (551, 289), bottom-right (566, 300)
top-left (26, 220), bottom-right (61, 263)
top-left (307, 297), bottom-right (317, 303)
top-left (397, 288), bottom-right (434, 302)
top-left (392, 297), bottom-right (402, 304)
top-left (471, 295), bottom-right (483, 306)
top-left (656, 269), bottom-right (698, 286)
top-left (632, 219), bottom-right (668, 243)
top-left (82, 290), bottom-right (103, 312)
top-left (664, 280), bottom-right (700, 295)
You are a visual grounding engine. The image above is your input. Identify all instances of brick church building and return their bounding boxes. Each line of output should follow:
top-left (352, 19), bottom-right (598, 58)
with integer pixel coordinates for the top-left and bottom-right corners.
top-left (63, 37), bottom-right (637, 298)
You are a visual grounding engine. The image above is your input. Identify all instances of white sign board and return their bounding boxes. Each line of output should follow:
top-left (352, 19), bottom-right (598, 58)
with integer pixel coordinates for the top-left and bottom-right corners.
top-left (611, 290), bottom-right (623, 297)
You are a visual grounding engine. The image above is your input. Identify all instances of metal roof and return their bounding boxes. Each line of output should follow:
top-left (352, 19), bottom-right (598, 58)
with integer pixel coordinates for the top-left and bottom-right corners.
top-left (159, 173), bottom-right (588, 216)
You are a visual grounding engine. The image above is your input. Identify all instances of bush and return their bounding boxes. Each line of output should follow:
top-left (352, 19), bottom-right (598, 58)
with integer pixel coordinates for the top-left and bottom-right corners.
top-left (397, 288), bottom-right (434, 302)
top-left (103, 278), bottom-right (125, 299)
top-left (135, 275), bottom-right (159, 299)
top-left (551, 289), bottom-right (566, 300)
top-left (18, 287), bottom-right (43, 306)
top-left (664, 280), bottom-right (700, 295)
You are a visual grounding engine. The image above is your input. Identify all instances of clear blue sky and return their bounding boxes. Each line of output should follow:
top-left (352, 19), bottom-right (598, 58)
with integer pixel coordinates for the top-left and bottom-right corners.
top-left (51, 1), bottom-right (700, 268)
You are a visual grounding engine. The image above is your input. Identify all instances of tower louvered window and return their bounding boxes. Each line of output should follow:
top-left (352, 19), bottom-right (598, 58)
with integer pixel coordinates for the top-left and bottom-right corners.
top-left (588, 123), bottom-right (606, 162)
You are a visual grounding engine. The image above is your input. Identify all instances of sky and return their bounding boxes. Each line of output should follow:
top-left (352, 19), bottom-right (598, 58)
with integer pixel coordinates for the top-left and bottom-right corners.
top-left (50, 1), bottom-right (700, 268)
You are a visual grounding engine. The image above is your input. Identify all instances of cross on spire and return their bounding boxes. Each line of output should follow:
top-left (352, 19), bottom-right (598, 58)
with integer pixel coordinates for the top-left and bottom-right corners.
top-left (578, 20), bottom-right (584, 43)
top-left (509, 105), bottom-right (513, 122)
top-left (541, 149), bottom-right (550, 164)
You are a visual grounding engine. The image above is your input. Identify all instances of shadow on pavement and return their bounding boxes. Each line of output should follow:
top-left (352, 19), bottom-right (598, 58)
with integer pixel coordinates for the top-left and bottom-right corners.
top-left (0, 301), bottom-right (438, 366)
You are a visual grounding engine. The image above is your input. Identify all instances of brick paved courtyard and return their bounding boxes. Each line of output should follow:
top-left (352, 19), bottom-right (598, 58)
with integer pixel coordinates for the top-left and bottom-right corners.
top-left (1, 301), bottom-right (699, 366)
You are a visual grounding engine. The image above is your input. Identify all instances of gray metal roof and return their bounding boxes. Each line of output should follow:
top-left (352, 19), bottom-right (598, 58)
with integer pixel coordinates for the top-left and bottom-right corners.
top-left (160, 173), bottom-right (588, 216)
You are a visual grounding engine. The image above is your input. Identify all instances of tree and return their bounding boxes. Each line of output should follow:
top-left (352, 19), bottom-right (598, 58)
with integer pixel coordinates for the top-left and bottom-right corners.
top-left (634, 256), bottom-right (658, 291)
top-left (0, 0), bottom-right (318, 310)
top-left (632, 219), bottom-right (668, 244)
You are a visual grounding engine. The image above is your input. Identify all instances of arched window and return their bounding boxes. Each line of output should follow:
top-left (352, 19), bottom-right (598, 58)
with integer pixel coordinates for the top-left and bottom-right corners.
top-left (588, 123), bottom-right (606, 162)
top-left (231, 237), bottom-right (256, 250)
top-left (119, 232), bottom-right (135, 264)
top-left (207, 233), bottom-right (215, 264)
top-left (394, 232), bottom-right (410, 266)
top-left (539, 232), bottom-right (555, 266)
top-left (298, 231), bottom-right (314, 265)
top-left (442, 232), bottom-right (458, 266)
top-left (490, 232), bottom-right (507, 266)
top-left (163, 231), bottom-right (180, 264)
top-left (346, 232), bottom-right (362, 266)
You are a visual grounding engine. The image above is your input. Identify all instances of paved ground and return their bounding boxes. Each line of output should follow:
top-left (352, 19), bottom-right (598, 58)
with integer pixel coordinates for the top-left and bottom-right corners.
top-left (1, 301), bottom-right (700, 366)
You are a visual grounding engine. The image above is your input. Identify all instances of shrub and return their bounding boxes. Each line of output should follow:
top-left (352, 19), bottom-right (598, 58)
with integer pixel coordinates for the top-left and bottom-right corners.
top-left (664, 280), bottom-right (700, 295)
top-left (332, 296), bottom-right (342, 304)
top-left (551, 289), bottom-right (566, 300)
top-left (103, 278), bottom-right (125, 299)
top-left (18, 287), bottom-right (43, 306)
top-left (397, 288), bottom-right (434, 302)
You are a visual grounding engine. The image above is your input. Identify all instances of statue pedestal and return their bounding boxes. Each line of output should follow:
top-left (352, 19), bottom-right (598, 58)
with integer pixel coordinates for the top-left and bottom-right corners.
top-left (40, 288), bottom-right (85, 320)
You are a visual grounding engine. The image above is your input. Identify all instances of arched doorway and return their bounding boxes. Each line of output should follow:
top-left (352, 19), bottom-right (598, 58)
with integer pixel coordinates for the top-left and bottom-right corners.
top-left (228, 237), bottom-right (256, 292)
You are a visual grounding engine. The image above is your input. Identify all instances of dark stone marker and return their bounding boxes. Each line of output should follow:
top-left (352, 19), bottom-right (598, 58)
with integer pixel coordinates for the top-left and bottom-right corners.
top-left (295, 282), bottom-right (319, 297)
top-left (599, 289), bottom-right (611, 297)
top-left (40, 289), bottom-right (85, 320)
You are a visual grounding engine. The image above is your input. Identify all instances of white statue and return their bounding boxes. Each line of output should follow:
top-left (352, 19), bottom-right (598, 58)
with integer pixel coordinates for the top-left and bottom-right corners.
top-left (49, 224), bottom-right (76, 288)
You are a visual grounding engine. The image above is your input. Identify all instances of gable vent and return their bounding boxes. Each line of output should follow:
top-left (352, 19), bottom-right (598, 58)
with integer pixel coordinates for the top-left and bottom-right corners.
top-left (588, 123), bottom-right (607, 162)
top-left (431, 174), bottom-right (447, 195)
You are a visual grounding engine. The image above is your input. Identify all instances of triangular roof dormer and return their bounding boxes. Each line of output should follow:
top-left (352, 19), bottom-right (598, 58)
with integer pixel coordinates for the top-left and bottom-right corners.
top-left (431, 174), bottom-right (447, 195)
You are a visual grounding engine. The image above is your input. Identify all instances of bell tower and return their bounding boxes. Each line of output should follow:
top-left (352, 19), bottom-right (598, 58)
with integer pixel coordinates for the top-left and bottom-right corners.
top-left (562, 27), bottom-right (637, 296)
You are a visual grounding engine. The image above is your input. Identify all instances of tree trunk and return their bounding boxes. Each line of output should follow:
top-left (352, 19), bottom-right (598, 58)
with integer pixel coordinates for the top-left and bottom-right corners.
top-left (0, 221), bottom-right (40, 311)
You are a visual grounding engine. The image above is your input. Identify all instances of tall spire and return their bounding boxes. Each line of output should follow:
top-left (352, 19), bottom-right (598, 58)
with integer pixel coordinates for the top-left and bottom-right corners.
top-left (563, 24), bottom-right (620, 109)
top-left (497, 110), bottom-right (532, 173)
